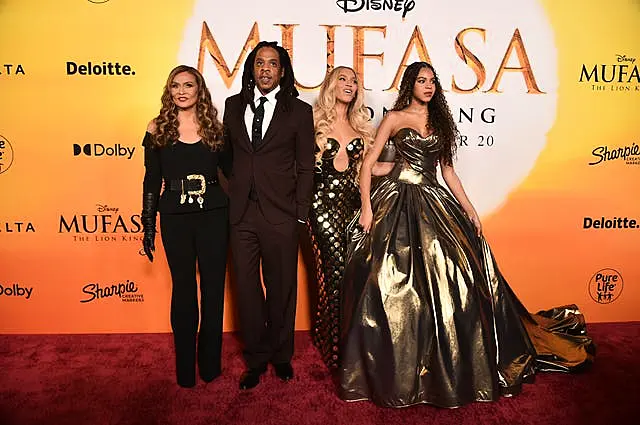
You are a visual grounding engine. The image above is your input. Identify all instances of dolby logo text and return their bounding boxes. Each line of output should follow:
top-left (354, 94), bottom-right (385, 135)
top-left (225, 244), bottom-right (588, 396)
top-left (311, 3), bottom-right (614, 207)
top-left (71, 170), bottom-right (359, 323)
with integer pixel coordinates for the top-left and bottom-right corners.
top-left (0, 284), bottom-right (33, 299)
top-left (73, 143), bottom-right (135, 159)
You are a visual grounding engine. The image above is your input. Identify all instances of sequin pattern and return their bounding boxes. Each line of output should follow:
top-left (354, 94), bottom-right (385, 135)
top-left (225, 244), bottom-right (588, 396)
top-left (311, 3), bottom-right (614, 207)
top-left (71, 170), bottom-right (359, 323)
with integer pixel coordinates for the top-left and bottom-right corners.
top-left (308, 137), bottom-right (364, 368)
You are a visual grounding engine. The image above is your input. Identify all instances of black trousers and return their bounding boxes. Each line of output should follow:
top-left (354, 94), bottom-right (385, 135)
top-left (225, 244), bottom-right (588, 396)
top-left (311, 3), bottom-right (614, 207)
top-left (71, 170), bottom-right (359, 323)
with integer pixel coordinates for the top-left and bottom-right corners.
top-left (160, 208), bottom-right (228, 387)
top-left (230, 200), bottom-right (299, 369)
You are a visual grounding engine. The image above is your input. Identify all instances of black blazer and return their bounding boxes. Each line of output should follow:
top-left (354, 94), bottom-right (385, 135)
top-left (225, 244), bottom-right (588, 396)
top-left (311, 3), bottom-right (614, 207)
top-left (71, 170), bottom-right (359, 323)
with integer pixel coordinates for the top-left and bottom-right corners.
top-left (223, 93), bottom-right (315, 225)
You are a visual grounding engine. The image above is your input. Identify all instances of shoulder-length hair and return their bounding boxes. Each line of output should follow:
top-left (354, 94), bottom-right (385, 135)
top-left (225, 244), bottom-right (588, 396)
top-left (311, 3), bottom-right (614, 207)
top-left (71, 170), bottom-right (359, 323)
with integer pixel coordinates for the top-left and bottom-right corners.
top-left (150, 65), bottom-right (224, 150)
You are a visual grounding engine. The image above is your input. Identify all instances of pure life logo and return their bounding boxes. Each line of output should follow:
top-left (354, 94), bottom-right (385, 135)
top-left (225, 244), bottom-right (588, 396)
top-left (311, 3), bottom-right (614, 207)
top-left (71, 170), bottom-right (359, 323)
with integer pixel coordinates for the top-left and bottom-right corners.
top-left (336, 0), bottom-right (416, 18)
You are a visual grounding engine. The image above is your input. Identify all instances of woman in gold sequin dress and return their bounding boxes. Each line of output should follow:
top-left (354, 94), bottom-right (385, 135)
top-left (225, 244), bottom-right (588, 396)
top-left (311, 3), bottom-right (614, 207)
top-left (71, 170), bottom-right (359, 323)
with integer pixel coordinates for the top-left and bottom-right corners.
top-left (340, 62), bottom-right (595, 408)
top-left (308, 67), bottom-right (375, 368)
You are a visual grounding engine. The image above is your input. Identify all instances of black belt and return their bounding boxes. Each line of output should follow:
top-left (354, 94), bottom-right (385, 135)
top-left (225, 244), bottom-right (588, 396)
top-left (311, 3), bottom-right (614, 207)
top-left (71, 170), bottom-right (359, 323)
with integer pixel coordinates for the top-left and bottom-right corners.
top-left (165, 175), bottom-right (218, 192)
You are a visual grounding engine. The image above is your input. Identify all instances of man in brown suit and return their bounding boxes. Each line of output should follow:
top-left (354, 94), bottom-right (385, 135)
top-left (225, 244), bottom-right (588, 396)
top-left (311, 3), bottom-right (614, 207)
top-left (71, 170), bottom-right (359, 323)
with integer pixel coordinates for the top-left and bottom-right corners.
top-left (222, 41), bottom-right (315, 389)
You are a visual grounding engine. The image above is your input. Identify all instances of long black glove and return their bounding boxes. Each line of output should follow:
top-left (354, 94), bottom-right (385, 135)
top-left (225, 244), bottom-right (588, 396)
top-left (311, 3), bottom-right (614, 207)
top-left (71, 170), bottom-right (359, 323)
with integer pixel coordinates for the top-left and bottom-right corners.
top-left (141, 192), bottom-right (158, 262)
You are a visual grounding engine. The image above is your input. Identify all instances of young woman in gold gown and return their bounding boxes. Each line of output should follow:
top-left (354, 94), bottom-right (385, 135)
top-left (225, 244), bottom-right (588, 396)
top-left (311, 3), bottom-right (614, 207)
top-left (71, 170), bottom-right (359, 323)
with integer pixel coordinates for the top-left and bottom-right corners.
top-left (340, 62), bottom-right (595, 408)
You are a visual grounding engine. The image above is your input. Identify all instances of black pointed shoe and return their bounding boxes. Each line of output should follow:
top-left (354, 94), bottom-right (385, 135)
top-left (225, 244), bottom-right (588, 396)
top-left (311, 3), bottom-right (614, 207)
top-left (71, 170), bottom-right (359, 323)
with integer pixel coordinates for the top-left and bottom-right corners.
top-left (199, 369), bottom-right (221, 384)
top-left (239, 365), bottom-right (267, 390)
top-left (273, 362), bottom-right (294, 381)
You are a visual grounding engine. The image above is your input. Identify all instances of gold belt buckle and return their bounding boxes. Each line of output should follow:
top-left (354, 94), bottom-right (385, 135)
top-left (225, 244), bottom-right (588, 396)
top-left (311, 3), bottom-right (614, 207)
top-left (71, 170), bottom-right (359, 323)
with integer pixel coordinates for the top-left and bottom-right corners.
top-left (179, 174), bottom-right (206, 208)
top-left (186, 174), bottom-right (206, 196)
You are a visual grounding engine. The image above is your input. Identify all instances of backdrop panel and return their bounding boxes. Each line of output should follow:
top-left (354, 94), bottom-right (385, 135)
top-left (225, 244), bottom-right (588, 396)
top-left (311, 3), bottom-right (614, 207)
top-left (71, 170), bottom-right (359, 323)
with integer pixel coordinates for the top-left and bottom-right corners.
top-left (0, 0), bottom-right (638, 333)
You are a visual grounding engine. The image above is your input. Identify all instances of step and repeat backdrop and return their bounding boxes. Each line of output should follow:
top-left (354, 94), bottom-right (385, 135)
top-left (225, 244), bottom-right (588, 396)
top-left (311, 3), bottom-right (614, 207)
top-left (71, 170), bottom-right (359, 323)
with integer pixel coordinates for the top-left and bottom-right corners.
top-left (1, 0), bottom-right (638, 333)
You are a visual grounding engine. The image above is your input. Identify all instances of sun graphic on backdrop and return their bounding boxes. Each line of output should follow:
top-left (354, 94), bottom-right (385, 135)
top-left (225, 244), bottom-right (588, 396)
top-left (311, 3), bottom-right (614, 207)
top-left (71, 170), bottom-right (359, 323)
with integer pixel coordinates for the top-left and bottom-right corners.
top-left (177, 0), bottom-right (558, 217)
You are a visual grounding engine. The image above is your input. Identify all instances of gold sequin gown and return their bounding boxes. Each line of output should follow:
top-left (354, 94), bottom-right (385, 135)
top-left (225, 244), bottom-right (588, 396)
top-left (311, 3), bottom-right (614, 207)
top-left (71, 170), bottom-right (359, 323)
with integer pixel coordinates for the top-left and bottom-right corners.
top-left (309, 137), bottom-right (364, 368)
top-left (340, 128), bottom-right (595, 408)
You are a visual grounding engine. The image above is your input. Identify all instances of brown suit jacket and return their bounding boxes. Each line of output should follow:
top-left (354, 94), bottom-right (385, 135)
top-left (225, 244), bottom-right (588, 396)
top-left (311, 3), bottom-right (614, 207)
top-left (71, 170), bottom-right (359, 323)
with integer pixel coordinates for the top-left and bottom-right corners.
top-left (223, 93), bottom-right (315, 225)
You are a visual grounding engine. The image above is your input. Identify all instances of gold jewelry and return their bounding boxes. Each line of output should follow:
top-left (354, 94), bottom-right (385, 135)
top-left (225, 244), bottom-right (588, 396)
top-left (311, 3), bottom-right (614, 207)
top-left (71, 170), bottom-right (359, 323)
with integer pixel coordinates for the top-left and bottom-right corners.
top-left (186, 174), bottom-right (206, 209)
top-left (180, 180), bottom-right (187, 204)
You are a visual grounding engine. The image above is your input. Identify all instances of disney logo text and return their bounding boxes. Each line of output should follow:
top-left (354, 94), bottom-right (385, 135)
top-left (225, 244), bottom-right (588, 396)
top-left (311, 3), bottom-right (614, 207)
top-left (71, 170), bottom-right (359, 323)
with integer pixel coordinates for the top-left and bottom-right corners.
top-left (336, 0), bottom-right (416, 18)
top-left (96, 204), bottom-right (119, 213)
top-left (616, 54), bottom-right (636, 64)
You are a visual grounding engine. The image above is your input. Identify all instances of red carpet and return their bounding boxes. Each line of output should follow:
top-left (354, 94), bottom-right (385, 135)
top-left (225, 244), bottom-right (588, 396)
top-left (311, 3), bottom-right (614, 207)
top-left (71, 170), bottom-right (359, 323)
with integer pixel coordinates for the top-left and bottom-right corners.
top-left (1, 322), bottom-right (638, 425)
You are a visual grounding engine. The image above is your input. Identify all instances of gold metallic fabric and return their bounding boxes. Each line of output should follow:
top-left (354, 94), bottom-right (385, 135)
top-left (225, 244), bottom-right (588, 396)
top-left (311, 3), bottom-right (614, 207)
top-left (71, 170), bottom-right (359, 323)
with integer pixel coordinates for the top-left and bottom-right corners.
top-left (309, 137), bottom-right (364, 368)
top-left (340, 128), bottom-right (595, 408)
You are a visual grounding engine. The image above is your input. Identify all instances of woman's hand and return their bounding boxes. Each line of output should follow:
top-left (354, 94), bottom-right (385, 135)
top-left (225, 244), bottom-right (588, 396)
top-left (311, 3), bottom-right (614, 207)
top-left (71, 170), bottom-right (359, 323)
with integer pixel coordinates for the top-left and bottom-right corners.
top-left (359, 206), bottom-right (373, 233)
top-left (468, 211), bottom-right (482, 236)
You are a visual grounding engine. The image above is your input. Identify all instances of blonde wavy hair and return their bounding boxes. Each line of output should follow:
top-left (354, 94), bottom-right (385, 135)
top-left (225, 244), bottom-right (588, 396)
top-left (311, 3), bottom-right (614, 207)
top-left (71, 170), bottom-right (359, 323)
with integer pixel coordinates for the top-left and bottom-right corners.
top-left (313, 66), bottom-right (374, 179)
top-left (149, 65), bottom-right (224, 150)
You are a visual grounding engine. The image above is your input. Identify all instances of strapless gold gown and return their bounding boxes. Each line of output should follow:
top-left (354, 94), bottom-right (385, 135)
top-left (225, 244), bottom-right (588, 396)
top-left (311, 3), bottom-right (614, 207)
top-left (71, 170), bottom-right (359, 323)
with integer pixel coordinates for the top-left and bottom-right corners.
top-left (340, 128), bottom-right (595, 408)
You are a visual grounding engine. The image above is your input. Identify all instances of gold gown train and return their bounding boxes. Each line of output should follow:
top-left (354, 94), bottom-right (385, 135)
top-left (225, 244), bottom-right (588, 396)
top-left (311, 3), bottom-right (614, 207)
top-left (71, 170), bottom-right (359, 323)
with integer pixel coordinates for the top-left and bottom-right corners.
top-left (339, 128), bottom-right (595, 408)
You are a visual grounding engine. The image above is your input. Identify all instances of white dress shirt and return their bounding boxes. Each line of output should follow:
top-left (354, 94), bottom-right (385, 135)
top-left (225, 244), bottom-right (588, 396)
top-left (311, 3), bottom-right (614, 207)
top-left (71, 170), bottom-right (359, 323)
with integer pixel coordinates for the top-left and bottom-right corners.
top-left (244, 85), bottom-right (280, 140)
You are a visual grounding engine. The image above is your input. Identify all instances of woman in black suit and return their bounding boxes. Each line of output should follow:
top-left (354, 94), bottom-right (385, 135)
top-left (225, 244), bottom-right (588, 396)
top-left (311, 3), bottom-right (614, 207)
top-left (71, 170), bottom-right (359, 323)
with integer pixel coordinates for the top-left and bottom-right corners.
top-left (141, 65), bottom-right (231, 388)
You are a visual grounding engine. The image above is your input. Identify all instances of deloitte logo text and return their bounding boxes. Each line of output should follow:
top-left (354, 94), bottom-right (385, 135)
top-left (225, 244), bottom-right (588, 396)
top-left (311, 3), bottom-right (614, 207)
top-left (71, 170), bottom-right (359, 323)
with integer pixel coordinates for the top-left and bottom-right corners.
top-left (73, 143), bottom-right (135, 159)
top-left (66, 61), bottom-right (134, 76)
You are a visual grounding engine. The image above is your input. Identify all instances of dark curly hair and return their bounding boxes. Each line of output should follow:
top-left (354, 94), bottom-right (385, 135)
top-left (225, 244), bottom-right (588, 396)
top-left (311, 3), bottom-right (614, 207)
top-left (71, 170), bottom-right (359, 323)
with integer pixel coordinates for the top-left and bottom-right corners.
top-left (392, 62), bottom-right (458, 166)
top-left (151, 65), bottom-right (224, 151)
top-left (240, 41), bottom-right (299, 112)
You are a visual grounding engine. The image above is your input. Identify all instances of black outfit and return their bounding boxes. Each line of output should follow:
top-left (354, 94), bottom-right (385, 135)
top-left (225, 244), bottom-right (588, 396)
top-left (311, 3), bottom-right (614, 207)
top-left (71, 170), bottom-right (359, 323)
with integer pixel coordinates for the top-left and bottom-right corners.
top-left (142, 132), bottom-right (231, 387)
top-left (308, 137), bottom-right (363, 368)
